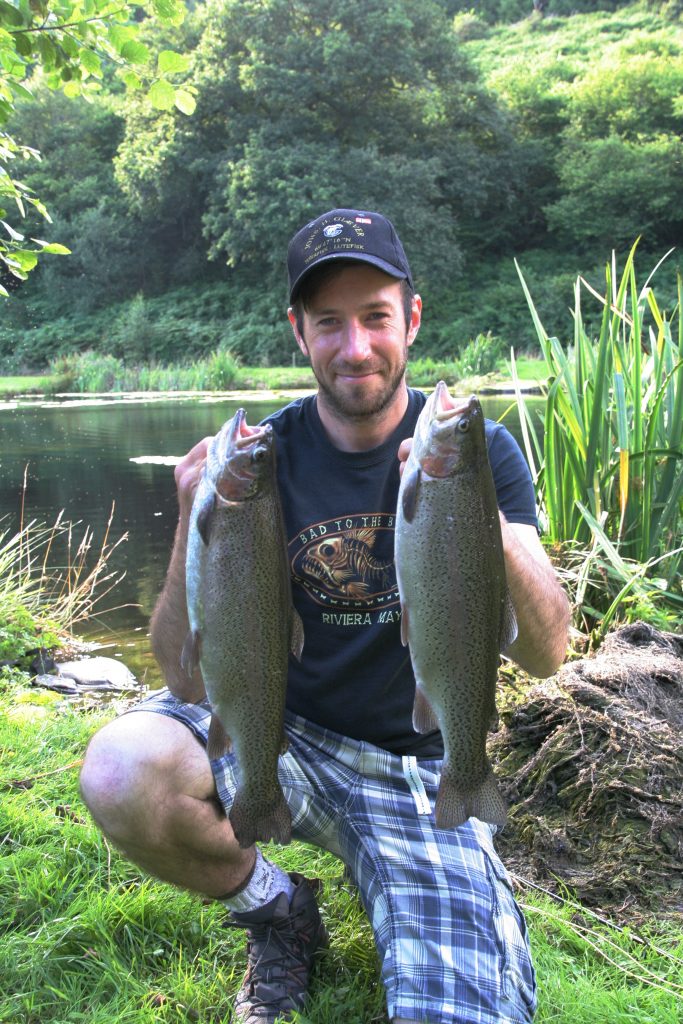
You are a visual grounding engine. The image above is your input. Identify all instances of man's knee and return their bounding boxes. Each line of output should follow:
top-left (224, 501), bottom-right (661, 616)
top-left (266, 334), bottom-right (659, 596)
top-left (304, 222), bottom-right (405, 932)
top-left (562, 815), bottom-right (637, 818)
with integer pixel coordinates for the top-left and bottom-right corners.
top-left (79, 710), bottom-right (207, 838)
top-left (80, 714), bottom-right (150, 830)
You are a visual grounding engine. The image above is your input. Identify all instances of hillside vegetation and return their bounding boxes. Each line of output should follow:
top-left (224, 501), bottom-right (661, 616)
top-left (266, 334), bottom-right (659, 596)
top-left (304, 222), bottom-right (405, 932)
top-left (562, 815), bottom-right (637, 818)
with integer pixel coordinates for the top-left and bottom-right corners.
top-left (1, 0), bottom-right (682, 369)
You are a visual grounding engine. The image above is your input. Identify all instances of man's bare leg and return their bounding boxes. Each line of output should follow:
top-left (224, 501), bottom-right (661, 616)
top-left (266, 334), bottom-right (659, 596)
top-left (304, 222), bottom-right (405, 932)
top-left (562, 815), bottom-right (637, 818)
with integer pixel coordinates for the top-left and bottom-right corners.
top-left (79, 711), bottom-right (254, 896)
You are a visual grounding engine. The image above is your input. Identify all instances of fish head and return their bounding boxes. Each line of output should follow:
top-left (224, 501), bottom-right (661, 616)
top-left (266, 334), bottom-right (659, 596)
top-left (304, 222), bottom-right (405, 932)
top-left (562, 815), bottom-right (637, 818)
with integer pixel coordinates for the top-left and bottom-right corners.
top-left (208, 409), bottom-right (276, 502)
top-left (415, 383), bottom-right (485, 478)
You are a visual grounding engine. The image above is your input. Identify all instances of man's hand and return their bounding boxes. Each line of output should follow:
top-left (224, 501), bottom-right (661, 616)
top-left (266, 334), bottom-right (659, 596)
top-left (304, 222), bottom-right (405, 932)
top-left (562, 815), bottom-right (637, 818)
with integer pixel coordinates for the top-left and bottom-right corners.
top-left (175, 436), bottom-right (213, 524)
top-left (397, 437), bottom-right (412, 476)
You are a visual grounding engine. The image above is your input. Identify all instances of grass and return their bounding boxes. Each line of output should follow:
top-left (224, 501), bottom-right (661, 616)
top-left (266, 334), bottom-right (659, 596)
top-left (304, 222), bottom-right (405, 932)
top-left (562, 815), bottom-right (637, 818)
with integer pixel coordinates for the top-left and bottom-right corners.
top-left (1, 675), bottom-right (681, 1023)
top-left (0, 505), bottom-right (128, 656)
top-left (465, 2), bottom-right (681, 78)
top-left (0, 375), bottom-right (53, 397)
top-left (0, 337), bottom-right (543, 397)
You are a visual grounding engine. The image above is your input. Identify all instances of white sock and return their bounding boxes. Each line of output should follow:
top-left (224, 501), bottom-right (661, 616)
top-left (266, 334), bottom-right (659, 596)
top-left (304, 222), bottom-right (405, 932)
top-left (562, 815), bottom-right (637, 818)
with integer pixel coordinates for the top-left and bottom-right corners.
top-left (221, 847), bottom-right (295, 914)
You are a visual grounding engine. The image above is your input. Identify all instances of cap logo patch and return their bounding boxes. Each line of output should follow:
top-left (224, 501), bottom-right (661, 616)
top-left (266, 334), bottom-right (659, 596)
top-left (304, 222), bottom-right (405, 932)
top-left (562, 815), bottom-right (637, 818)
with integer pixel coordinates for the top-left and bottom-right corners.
top-left (355, 217), bottom-right (372, 224)
top-left (323, 224), bottom-right (344, 238)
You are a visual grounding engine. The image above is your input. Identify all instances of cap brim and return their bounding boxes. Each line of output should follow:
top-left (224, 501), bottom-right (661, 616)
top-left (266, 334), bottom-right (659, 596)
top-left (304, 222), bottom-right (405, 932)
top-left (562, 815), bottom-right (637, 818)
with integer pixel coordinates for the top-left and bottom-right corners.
top-left (289, 253), bottom-right (409, 304)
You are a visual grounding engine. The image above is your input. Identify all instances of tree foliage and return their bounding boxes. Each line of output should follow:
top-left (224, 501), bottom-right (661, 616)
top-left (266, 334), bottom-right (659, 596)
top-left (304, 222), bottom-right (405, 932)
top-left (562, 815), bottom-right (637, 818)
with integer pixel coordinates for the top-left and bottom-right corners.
top-left (2, 0), bottom-right (683, 368)
top-left (114, 0), bottom-right (526, 320)
top-left (0, 0), bottom-right (190, 294)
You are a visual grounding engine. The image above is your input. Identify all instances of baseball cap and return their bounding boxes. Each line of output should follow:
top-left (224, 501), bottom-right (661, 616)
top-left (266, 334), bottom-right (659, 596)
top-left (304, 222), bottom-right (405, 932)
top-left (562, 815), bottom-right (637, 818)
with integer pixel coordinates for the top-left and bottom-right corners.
top-left (287, 208), bottom-right (413, 304)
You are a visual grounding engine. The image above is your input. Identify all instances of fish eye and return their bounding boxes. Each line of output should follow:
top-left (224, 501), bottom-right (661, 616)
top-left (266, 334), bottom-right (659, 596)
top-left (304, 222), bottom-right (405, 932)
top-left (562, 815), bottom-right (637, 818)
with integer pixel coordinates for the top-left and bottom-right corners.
top-left (251, 446), bottom-right (268, 463)
top-left (457, 417), bottom-right (470, 433)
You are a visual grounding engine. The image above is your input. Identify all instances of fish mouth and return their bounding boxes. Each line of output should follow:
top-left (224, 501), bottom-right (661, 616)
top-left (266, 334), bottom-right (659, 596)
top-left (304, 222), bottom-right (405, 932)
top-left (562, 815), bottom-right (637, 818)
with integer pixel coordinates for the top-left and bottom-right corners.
top-left (217, 409), bottom-right (272, 458)
top-left (224, 408), bottom-right (271, 449)
top-left (416, 383), bottom-right (482, 477)
top-left (433, 382), bottom-right (477, 422)
top-left (211, 410), bottom-right (274, 500)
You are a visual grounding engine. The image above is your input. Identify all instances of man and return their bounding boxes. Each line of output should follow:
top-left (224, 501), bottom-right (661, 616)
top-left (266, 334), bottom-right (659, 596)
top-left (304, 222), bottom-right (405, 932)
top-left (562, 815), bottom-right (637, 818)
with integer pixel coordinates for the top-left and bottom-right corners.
top-left (80, 208), bottom-right (570, 1024)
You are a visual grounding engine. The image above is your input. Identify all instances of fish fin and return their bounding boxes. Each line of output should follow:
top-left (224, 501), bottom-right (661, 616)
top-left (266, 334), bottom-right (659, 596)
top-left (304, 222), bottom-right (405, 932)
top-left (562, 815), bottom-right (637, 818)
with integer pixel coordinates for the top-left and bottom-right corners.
top-left (206, 714), bottom-right (232, 760)
top-left (401, 467), bottom-right (421, 524)
top-left (290, 608), bottom-right (304, 661)
top-left (412, 684), bottom-right (440, 733)
top-left (180, 629), bottom-right (201, 677)
top-left (500, 588), bottom-right (518, 651)
top-left (229, 787), bottom-right (292, 849)
top-left (400, 604), bottom-right (409, 647)
top-left (435, 762), bottom-right (507, 830)
top-left (280, 732), bottom-right (289, 755)
top-left (196, 492), bottom-right (217, 546)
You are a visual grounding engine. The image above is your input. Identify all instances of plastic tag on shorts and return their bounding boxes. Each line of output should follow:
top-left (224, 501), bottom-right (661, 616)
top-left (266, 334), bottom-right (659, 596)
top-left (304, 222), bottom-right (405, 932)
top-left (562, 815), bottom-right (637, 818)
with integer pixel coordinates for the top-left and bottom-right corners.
top-left (402, 755), bottom-right (431, 815)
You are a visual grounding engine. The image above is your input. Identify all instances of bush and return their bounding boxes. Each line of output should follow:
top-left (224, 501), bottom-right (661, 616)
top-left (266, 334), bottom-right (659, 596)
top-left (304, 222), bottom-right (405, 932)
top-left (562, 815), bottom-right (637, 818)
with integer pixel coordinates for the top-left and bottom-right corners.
top-left (0, 597), bottom-right (57, 663)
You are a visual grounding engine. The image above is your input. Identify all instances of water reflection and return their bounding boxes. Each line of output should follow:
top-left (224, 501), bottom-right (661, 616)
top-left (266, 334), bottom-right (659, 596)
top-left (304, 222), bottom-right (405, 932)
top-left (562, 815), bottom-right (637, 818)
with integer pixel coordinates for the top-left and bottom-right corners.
top-left (0, 391), bottom-right (541, 686)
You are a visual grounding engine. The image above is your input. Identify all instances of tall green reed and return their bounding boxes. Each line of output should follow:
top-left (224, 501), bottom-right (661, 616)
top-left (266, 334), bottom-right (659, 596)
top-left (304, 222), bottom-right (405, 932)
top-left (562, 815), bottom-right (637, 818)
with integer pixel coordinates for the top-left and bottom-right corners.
top-left (513, 243), bottom-right (682, 634)
top-left (49, 348), bottom-right (241, 393)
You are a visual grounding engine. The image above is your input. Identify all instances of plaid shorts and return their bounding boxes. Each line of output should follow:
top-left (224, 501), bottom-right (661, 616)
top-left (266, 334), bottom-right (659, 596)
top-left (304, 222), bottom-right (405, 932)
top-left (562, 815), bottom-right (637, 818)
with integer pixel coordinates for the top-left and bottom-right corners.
top-left (128, 690), bottom-right (536, 1024)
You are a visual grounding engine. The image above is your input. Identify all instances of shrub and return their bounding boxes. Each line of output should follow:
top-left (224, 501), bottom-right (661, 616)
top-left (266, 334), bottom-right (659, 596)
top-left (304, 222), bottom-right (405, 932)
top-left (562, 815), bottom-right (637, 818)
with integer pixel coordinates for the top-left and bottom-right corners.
top-left (514, 243), bottom-right (683, 636)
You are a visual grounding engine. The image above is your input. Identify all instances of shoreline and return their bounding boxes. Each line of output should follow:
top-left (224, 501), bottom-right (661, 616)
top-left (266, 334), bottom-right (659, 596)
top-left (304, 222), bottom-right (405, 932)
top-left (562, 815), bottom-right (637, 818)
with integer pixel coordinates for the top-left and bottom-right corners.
top-left (0, 374), bottom-right (546, 402)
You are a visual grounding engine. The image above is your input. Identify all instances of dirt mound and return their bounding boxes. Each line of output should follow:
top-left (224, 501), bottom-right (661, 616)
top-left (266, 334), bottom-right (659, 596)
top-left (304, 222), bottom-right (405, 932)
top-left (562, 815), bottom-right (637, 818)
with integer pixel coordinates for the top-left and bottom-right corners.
top-left (492, 622), bottom-right (683, 918)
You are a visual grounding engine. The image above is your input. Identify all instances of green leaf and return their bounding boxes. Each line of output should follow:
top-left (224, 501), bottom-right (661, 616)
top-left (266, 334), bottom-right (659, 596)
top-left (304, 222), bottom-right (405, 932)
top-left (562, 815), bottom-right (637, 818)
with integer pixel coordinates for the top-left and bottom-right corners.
top-left (121, 69), bottom-right (142, 91)
top-left (13, 250), bottom-right (38, 273)
top-left (31, 240), bottom-right (72, 255)
top-left (36, 35), bottom-right (57, 68)
top-left (108, 24), bottom-right (137, 51)
top-left (63, 80), bottom-right (82, 99)
top-left (26, 197), bottom-right (51, 222)
top-left (9, 80), bottom-right (33, 101)
top-left (174, 88), bottom-right (196, 116)
top-left (158, 49), bottom-right (190, 75)
top-left (61, 34), bottom-right (80, 59)
top-left (14, 33), bottom-right (33, 57)
top-left (80, 48), bottom-right (103, 77)
top-left (152, 0), bottom-right (186, 26)
top-left (120, 40), bottom-right (151, 65)
top-left (0, 1), bottom-right (25, 28)
top-left (149, 79), bottom-right (176, 111)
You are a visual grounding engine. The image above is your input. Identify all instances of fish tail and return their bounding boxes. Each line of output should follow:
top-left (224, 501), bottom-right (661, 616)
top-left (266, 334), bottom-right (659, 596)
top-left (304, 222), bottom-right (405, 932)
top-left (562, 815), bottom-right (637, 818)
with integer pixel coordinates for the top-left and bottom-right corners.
top-left (229, 788), bottom-right (292, 850)
top-left (435, 763), bottom-right (507, 830)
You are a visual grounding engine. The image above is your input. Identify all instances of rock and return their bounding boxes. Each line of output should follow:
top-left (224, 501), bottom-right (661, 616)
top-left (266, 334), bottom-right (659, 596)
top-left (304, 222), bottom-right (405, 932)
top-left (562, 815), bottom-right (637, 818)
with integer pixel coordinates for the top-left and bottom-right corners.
top-left (33, 674), bottom-right (79, 695)
top-left (47, 656), bottom-right (138, 692)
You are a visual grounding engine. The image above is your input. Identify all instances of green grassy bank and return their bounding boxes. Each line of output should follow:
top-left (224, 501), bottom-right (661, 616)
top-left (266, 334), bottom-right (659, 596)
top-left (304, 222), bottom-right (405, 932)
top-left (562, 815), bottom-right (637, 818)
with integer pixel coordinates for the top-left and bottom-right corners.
top-left (1, 670), bottom-right (681, 1024)
top-left (0, 351), bottom-right (547, 398)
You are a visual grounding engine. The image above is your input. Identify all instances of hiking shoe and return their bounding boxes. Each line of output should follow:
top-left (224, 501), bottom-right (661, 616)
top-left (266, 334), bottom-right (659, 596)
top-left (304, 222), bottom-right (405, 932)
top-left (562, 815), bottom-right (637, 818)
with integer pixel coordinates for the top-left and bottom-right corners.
top-left (227, 873), bottom-right (328, 1023)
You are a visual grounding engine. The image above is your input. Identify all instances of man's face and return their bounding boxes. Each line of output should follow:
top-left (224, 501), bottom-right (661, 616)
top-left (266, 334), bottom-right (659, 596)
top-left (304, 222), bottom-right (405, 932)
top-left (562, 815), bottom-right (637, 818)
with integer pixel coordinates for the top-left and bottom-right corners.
top-left (288, 265), bottom-right (421, 422)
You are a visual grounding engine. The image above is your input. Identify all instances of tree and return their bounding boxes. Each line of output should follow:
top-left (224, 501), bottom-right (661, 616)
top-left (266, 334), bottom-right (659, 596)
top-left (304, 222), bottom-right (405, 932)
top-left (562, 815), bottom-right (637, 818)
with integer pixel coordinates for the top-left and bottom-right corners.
top-left (544, 134), bottom-right (683, 251)
top-left (115, 0), bottom-right (521, 303)
top-left (0, 0), bottom-right (192, 296)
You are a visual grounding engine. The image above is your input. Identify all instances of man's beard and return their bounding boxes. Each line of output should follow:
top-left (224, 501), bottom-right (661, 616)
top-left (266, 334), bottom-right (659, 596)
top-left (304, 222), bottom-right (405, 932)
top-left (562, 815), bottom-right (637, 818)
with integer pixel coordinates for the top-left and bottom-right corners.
top-left (312, 355), bottom-right (408, 421)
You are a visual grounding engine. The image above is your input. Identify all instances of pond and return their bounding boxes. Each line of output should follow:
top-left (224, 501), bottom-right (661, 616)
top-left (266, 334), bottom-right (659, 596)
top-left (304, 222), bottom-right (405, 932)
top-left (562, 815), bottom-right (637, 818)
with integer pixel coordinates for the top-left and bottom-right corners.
top-left (0, 389), bottom-right (540, 688)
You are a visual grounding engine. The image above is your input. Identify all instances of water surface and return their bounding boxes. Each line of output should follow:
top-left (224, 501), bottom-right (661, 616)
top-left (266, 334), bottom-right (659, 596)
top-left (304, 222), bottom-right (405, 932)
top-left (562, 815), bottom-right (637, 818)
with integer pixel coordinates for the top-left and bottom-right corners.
top-left (0, 390), bottom-right (538, 686)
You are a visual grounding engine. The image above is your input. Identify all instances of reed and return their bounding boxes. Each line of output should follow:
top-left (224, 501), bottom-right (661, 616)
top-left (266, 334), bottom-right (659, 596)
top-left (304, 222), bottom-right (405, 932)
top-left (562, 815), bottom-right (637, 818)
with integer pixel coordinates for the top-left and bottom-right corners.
top-left (0, 495), bottom-right (128, 656)
top-left (513, 244), bottom-right (682, 634)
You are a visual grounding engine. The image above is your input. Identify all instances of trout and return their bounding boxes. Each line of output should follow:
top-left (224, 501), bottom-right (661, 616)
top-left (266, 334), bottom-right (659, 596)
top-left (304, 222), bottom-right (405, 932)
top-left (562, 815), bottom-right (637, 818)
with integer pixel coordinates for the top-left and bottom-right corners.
top-left (182, 410), bottom-right (303, 848)
top-left (395, 382), bottom-right (517, 829)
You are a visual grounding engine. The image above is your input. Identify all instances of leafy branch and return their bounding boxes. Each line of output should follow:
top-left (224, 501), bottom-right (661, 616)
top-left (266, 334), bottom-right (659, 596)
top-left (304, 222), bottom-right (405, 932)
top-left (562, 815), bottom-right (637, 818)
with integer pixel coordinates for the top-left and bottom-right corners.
top-left (0, 0), bottom-right (195, 294)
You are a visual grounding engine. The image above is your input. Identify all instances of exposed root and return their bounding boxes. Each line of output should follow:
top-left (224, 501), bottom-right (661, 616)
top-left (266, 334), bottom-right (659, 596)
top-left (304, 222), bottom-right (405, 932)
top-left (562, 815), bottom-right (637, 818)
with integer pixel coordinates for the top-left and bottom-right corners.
top-left (491, 622), bottom-right (683, 919)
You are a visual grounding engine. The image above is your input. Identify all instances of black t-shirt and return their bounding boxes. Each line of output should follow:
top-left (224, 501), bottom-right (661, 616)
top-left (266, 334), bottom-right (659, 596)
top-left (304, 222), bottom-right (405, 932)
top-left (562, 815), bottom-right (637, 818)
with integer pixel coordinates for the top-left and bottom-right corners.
top-left (265, 389), bottom-right (537, 757)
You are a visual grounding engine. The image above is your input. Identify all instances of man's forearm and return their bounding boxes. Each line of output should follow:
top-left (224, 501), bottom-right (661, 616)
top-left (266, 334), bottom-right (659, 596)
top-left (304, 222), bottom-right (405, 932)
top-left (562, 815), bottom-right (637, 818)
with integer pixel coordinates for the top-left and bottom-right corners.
top-left (150, 516), bottom-right (206, 702)
top-left (501, 518), bottom-right (570, 678)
